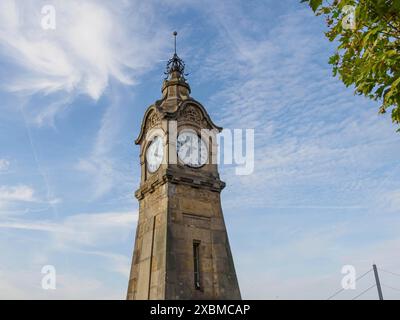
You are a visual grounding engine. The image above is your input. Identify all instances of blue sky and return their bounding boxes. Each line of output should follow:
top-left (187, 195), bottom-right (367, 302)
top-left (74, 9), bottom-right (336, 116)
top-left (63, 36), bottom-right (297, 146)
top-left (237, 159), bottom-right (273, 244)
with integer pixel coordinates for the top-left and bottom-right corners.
top-left (0, 0), bottom-right (399, 299)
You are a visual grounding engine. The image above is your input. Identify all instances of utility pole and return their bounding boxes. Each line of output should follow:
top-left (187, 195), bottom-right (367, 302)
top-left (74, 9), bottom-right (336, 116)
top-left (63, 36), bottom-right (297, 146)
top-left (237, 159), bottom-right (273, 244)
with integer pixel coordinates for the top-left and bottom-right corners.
top-left (373, 264), bottom-right (384, 300)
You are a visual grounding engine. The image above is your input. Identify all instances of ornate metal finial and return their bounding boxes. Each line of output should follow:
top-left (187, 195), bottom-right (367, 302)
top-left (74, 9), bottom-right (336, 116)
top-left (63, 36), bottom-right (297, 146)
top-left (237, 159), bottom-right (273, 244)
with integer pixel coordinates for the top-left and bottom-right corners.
top-left (164, 31), bottom-right (187, 80)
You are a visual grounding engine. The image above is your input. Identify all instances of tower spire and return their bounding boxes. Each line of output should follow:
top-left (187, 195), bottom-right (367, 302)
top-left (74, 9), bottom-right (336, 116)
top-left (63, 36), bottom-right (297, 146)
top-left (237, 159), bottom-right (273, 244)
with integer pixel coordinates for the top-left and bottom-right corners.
top-left (161, 31), bottom-right (191, 111)
top-left (173, 31), bottom-right (177, 55)
top-left (164, 31), bottom-right (186, 80)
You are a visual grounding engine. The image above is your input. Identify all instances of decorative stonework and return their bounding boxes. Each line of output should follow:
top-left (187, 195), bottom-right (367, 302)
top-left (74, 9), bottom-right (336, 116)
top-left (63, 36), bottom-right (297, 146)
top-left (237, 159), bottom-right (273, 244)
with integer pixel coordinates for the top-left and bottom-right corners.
top-left (146, 111), bottom-right (161, 130)
top-left (180, 104), bottom-right (202, 123)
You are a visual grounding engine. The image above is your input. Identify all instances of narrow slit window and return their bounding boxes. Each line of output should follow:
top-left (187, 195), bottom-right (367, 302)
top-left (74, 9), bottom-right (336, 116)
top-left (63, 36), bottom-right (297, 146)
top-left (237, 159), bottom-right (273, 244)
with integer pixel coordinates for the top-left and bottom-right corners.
top-left (193, 241), bottom-right (201, 290)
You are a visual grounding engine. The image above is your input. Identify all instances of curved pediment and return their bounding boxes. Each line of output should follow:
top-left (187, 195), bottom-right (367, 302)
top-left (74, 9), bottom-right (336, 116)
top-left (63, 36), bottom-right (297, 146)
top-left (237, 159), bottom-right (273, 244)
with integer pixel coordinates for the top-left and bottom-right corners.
top-left (177, 99), bottom-right (222, 132)
top-left (135, 98), bottom-right (222, 145)
top-left (135, 104), bottom-right (163, 145)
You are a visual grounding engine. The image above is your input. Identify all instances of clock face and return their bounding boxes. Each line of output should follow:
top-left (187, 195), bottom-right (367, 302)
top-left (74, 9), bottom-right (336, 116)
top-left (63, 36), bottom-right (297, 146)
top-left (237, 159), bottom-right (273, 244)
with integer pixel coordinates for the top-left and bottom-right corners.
top-left (146, 135), bottom-right (164, 173)
top-left (177, 131), bottom-right (208, 168)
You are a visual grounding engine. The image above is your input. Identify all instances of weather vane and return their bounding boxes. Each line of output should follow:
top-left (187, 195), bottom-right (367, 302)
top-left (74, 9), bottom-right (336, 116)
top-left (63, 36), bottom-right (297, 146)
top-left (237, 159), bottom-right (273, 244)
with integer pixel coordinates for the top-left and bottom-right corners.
top-left (164, 31), bottom-right (187, 80)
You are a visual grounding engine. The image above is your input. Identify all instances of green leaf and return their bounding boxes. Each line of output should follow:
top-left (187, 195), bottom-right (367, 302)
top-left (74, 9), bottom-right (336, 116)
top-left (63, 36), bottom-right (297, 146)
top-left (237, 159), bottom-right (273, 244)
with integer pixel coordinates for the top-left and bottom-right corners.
top-left (309, 0), bottom-right (323, 12)
top-left (392, 77), bottom-right (400, 89)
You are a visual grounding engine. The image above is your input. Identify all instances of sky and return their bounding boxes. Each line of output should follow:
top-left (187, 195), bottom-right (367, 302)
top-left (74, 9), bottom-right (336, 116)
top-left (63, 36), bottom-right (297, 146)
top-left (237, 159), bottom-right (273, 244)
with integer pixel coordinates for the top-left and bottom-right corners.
top-left (0, 0), bottom-right (399, 300)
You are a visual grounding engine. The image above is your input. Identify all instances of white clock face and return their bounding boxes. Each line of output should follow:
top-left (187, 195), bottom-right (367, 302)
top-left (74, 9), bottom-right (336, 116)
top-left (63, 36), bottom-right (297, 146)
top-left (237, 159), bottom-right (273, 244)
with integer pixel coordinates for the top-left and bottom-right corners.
top-left (146, 135), bottom-right (164, 173)
top-left (177, 131), bottom-right (208, 168)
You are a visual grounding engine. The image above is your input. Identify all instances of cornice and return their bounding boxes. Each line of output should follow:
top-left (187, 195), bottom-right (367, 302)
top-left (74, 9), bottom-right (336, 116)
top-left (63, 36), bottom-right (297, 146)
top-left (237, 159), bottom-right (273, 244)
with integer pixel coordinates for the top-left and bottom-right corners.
top-left (135, 168), bottom-right (225, 200)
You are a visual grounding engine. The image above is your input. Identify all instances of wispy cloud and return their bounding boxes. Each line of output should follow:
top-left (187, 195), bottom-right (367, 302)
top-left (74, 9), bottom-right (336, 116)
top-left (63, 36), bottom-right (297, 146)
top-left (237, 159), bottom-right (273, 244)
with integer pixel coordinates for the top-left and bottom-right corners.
top-left (0, 185), bottom-right (39, 215)
top-left (76, 98), bottom-right (119, 199)
top-left (0, 184), bottom-right (60, 216)
top-left (76, 91), bottom-right (137, 200)
top-left (54, 211), bottom-right (137, 247)
top-left (192, 5), bottom-right (400, 212)
top-left (0, 210), bottom-right (137, 247)
top-left (380, 190), bottom-right (400, 213)
top-left (71, 249), bottom-right (131, 278)
top-left (232, 210), bottom-right (400, 299)
top-left (0, 210), bottom-right (137, 298)
top-left (0, 185), bottom-right (36, 202)
top-left (0, 0), bottom-right (169, 126)
top-left (0, 0), bottom-right (166, 99)
top-left (0, 268), bottom-right (124, 299)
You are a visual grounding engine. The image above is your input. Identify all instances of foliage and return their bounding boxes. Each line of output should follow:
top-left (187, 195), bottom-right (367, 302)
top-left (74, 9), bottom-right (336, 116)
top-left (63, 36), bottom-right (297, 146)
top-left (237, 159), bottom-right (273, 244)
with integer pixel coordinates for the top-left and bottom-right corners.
top-left (301, 0), bottom-right (400, 129)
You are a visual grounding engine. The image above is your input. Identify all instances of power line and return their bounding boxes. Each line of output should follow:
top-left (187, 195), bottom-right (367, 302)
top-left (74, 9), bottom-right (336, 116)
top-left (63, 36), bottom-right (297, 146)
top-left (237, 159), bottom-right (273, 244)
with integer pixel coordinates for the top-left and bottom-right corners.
top-left (326, 266), bottom-right (400, 300)
top-left (327, 268), bottom-right (373, 300)
top-left (357, 268), bottom-right (373, 282)
top-left (379, 268), bottom-right (400, 278)
top-left (327, 287), bottom-right (346, 300)
top-left (382, 284), bottom-right (400, 292)
top-left (351, 284), bottom-right (376, 300)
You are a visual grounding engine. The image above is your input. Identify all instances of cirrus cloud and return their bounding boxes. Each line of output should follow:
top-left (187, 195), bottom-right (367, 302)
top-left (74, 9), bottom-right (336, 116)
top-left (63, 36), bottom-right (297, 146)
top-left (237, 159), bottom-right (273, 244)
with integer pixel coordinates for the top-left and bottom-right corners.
top-left (0, 0), bottom-right (168, 100)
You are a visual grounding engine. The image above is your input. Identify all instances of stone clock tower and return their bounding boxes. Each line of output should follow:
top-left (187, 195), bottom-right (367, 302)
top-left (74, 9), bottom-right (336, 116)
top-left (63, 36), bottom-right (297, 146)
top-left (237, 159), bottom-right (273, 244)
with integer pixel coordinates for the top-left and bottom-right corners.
top-left (127, 33), bottom-right (241, 300)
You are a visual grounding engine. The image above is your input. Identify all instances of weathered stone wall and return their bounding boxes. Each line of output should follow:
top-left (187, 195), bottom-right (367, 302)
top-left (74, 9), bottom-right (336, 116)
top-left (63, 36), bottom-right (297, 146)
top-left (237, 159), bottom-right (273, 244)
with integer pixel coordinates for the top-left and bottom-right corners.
top-left (127, 183), bottom-right (168, 300)
top-left (127, 180), bottom-right (241, 300)
top-left (165, 183), bottom-right (241, 299)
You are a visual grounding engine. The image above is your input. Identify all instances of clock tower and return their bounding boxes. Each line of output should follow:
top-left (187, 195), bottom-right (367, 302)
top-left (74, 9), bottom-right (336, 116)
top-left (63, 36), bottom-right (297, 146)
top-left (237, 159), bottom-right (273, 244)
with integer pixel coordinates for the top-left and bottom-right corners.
top-left (127, 33), bottom-right (241, 300)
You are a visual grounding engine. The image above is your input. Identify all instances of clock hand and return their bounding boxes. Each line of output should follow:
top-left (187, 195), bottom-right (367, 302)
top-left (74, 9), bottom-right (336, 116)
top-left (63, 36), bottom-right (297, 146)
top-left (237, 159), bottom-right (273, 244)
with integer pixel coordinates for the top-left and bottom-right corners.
top-left (183, 146), bottom-right (190, 158)
top-left (154, 141), bottom-right (161, 157)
